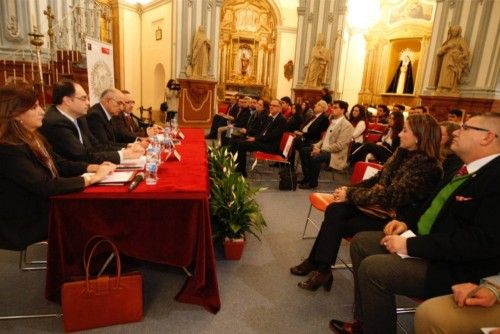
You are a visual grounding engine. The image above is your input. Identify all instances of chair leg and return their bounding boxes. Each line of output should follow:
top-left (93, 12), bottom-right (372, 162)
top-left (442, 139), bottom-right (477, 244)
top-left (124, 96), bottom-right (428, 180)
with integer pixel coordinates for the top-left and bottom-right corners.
top-left (19, 241), bottom-right (47, 271)
top-left (0, 313), bottom-right (62, 321)
top-left (302, 203), bottom-right (319, 239)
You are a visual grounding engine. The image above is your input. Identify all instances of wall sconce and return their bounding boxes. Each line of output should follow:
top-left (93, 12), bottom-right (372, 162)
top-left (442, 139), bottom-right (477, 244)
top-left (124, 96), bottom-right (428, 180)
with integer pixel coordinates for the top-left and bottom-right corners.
top-left (156, 27), bottom-right (162, 40)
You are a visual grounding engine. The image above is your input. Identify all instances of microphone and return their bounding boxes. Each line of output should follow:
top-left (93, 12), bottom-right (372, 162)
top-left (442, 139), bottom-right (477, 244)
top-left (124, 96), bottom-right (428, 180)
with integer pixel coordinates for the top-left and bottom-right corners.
top-left (128, 172), bottom-right (145, 192)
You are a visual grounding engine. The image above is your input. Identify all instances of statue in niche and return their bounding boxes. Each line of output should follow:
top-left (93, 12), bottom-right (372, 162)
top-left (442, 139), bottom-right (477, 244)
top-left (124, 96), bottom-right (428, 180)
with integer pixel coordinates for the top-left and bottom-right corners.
top-left (435, 25), bottom-right (470, 94)
top-left (237, 46), bottom-right (252, 78)
top-left (303, 33), bottom-right (332, 87)
top-left (387, 51), bottom-right (415, 94)
top-left (189, 26), bottom-right (211, 77)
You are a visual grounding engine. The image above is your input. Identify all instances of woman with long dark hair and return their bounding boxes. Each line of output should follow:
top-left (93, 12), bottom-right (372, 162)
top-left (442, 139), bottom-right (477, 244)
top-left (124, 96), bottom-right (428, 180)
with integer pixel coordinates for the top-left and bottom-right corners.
top-left (349, 110), bottom-right (405, 165)
top-left (0, 86), bottom-right (115, 250)
top-left (290, 114), bottom-right (443, 291)
top-left (348, 104), bottom-right (368, 149)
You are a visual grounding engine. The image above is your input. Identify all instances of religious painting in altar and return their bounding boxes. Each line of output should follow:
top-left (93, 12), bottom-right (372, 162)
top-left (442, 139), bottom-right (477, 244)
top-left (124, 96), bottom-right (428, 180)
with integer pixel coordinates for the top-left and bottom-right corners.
top-left (218, 0), bottom-right (277, 99)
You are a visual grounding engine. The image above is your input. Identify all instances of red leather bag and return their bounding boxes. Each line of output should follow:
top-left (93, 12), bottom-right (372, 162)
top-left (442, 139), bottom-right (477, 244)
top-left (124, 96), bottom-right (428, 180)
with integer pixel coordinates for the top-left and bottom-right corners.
top-left (61, 236), bottom-right (143, 332)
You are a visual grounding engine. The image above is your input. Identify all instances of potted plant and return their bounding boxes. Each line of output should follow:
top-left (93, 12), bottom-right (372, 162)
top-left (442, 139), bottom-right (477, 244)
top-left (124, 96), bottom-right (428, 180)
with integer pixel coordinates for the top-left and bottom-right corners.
top-left (208, 144), bottom-right (266, 260)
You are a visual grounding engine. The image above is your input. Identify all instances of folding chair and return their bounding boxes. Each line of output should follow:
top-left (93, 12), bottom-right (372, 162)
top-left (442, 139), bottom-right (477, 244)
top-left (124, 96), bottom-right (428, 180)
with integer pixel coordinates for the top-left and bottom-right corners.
top-left (250, 132), bottom-right (295, 186)
top-left (1, 241), bottom-right (61, 320)
top-left (302, 161), bottom-right (383, 239)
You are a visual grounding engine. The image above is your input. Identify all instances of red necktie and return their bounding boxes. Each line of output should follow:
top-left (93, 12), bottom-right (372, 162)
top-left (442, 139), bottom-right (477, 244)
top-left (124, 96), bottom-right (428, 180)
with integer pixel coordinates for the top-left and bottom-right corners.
top-left (455, 165), bottom-right (468, 177)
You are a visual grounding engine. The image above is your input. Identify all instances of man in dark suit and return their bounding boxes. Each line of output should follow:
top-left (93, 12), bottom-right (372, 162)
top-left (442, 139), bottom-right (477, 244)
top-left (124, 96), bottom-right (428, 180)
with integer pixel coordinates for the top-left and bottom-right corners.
top-left (206, 95), bottom-right (240, 139)
top-left (329, 112), bottom-right (500, 334)
top-left (87, 88), bottom-right (146, 149)
top-left (40, 80), bottom-right (143, 164)
top-left (231, 98), bottom-right (287, 177)
top-left (111, 90), bottom-right (161, 142)
top-left (289, 100), bottom-right (330, 168)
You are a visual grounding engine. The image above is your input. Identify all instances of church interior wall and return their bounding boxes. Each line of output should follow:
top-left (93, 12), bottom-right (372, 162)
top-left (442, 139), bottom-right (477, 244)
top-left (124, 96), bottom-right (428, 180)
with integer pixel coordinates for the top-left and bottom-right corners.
top-left (120, 7), bottom-right (141, 101)
top-left (275, 28), bottom-right (297, 98)
top-left (338, 31), bottom-right (366, 109)
top-left (139, 1), bottom-right (172, 121)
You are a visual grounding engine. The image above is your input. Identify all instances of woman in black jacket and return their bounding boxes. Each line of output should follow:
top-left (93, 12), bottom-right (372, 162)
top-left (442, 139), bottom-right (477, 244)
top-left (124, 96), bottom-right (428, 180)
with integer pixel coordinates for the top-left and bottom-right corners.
top-left (290, 114), bottom-right (443, 291)
top-left (349, 110), bottom-right (405, 165)
top-left (0, 86), bottom-right (115, 250)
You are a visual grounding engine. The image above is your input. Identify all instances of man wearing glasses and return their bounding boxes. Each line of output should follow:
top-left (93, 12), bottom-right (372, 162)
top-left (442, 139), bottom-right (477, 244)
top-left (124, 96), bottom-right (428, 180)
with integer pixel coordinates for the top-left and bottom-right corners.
top-left (111, 90), bottom-right (160, 142)
top-left (231, 98), bottom-right (286, 177)
top-left (87, 88), bottom-right (139, 149)
top-left (330, 112), bottom-right (500, 334)
top-left (40, 80), bottom-right (144, 164)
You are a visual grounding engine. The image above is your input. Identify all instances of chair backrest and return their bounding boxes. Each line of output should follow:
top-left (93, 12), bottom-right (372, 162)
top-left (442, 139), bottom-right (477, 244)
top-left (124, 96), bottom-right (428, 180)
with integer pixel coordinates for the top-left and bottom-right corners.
top-left (365, 133), bottom-right (382, 143)
top-left (280, 132), bottom-right (295, 158)
top-left (350, 161), bottom-right (383, 185)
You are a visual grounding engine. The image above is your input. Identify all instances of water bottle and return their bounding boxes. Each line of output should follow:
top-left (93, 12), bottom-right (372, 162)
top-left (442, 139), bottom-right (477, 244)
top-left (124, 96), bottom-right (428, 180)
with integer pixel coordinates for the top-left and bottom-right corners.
top-left (145, 161), bottom-right (158, 185)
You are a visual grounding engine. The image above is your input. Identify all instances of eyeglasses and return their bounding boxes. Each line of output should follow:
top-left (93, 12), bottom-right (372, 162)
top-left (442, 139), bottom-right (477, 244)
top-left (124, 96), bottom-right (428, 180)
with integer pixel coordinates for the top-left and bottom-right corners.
top-left (110, 98), bottom-right (125, 106)
top-left (73, 95), bottom-right (88, 101)
top-left (125, 101), bottom-right (135, 105)
top-left (461, 123), bottom-right (498, 138)
top-left (270, 104), bottom-right (281, 107)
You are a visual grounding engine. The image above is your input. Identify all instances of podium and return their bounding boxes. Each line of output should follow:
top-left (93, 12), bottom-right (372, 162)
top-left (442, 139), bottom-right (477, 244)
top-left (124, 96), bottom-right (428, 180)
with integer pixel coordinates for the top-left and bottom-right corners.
top-left (178, 78), bottom-right (217, 128)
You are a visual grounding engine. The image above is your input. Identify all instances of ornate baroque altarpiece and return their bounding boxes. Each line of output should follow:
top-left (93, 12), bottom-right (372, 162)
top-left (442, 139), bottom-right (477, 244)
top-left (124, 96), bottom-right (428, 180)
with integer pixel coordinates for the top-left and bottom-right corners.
top-left (218, 0), bottom-right (278, 99)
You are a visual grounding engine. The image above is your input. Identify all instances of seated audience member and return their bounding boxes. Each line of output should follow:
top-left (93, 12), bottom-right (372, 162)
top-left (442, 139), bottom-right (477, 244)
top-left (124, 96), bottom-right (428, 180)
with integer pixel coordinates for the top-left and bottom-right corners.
top-left (0, 86), bottom-right (115, 251)
top-left (206, 96), bottom-right (239, 139)
top-left (440, 121), bottom-right (463, 180)
top-left (302, 100), bottom-right (314, 120)
top-left (111, 89), bottom-right (160, 140)
top-left (231, 98), bottom-right (286, 177)
top-left (415, 279), bottom-right (500, 334)
top-left (217, 96), bottom-right (251, 146)
top-left (376, 104), bottom-right (390, 124)
top-left (408, 105), bottom-right (425, 115)
top-left (40, 80), bottom-right (143, 164)
top-left (392, 104), bottom-right (405, 113)
top-left (286, 103), bottom-right (304, 132)
top-left (330, 112), bottom-right (500, 334)
top-left (348, 104), bottom-right (367, 150)
top-left (291, 114), bottom-right (442, 292)
top-left (290, 100), bottom-right (330, 169)
top-left (349, 110), bottom-right (404, 165)
top-left (298, 100), bottom-right (354, 189)
top-left (321, 87), bottom-right (333, 105)
top-left (280, 96), bottom-right (293, 119)
top-left (448, 108), bottom-right (463, 123)
top-left (87, 88), bottom-right (140, 149)
top-left (295, 100), bottom-right (330, 147)
top-left (233, 99), bottom-right (269, 140)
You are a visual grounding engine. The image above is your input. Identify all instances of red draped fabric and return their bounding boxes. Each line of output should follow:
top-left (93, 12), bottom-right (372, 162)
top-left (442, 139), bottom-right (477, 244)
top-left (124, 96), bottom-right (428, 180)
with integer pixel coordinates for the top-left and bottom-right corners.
top-left (45, 129), bottom-right (221, 313)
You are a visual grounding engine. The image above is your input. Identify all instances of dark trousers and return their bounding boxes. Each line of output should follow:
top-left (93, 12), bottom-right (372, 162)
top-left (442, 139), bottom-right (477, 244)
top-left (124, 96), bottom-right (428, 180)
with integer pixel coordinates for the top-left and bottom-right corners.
top-left (350, 143), bottom-right (393, 165)
top-left (350, 231), bottom-right (428, 334)
top-left (231, 140), bottom-right (277, 177)
top-left (299, 146), bottom-right (330, 187)
top-left (207, 114), bottom-right (228, 138)
top-left (308, 203), bottom-right (387, 273)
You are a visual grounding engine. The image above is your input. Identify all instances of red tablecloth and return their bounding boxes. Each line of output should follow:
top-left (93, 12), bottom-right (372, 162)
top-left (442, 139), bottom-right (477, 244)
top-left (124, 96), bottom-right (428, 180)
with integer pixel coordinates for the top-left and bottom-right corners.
top-left (45, 128), bottom-right (220, 313)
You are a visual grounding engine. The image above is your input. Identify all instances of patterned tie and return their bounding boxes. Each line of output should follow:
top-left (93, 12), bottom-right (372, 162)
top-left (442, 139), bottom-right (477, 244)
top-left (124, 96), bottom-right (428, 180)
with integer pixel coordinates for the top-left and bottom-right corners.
top-left (455, 165), bottom-right (468, 177)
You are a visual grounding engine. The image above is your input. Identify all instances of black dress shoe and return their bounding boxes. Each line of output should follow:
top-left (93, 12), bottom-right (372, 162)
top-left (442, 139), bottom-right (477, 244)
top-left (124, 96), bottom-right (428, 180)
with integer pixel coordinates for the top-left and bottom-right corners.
top-left (298, 271), bottom-right (333, 291)
top-left (290, 259), bottom-right (316, 276)
top-left (329, 319), bottom-right (363, 334)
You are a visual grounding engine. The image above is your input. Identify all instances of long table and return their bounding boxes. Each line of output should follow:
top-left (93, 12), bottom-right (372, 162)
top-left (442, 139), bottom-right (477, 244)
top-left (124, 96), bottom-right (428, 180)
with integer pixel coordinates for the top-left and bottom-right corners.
top-left (45, 128), bottom-right (221, 313)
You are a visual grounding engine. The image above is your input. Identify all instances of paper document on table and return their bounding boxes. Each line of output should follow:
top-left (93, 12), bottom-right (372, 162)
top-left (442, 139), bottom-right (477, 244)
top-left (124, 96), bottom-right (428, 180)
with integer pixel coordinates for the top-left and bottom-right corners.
top-left (119, 156), bottom-right (146, 170)
top-left (84, 171), bottom-right (135, 185)
top-left (398, 230), bottom-right (419, 259)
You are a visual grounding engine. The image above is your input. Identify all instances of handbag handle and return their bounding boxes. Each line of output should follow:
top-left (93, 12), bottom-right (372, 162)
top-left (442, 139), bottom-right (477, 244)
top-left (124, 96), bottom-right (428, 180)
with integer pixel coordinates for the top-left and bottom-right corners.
top-left (82, 235), bottom-right (122, 291)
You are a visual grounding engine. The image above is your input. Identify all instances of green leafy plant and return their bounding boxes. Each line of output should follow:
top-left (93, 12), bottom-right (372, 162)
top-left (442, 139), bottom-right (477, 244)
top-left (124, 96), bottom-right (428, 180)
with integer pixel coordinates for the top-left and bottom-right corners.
top-left (208, 144), bottom-right (266, 240)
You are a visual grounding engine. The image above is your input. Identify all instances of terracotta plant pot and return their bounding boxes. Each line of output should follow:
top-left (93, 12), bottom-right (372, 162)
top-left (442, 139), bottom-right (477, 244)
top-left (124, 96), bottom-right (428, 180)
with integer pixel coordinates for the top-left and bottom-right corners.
top-left (223, 237), bottom-right (245, 260)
